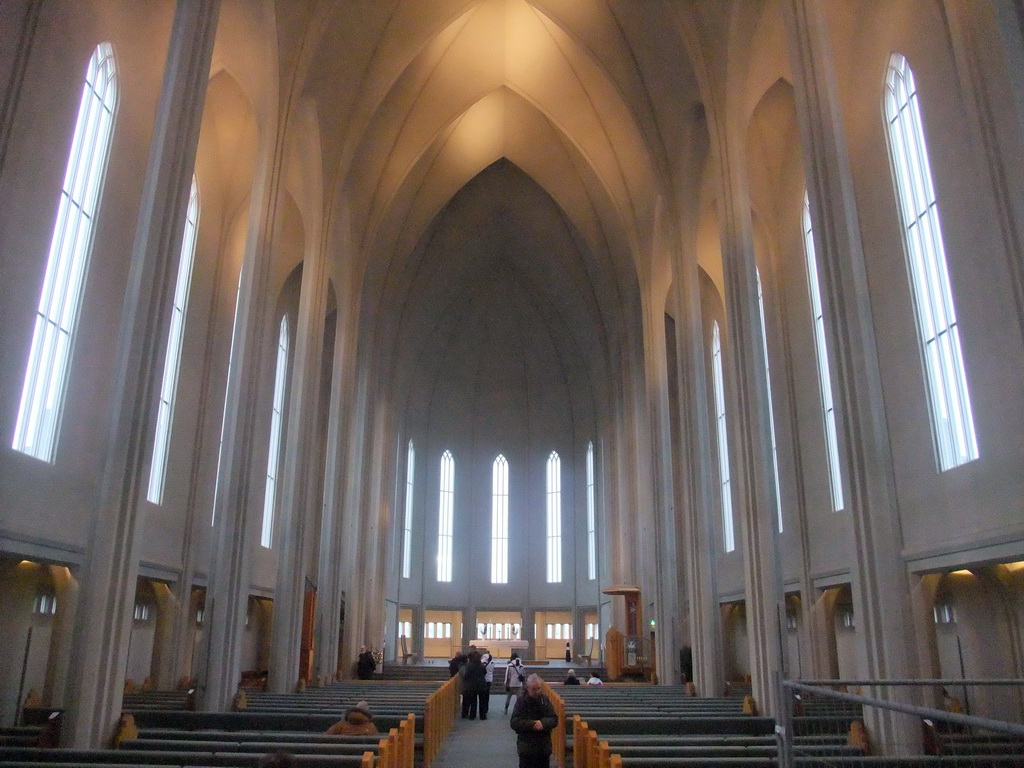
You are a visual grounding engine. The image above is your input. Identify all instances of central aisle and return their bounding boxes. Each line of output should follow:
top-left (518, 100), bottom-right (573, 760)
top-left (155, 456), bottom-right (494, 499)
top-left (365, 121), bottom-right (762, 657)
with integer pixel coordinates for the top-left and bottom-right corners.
top-left (430, 699), bottom-right (552, 768)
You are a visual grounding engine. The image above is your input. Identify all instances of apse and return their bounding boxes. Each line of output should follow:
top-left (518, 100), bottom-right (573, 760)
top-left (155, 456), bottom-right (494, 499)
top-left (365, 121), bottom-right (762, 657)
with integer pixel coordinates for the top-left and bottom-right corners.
top-left (392, 159), bottom-right (605, 609)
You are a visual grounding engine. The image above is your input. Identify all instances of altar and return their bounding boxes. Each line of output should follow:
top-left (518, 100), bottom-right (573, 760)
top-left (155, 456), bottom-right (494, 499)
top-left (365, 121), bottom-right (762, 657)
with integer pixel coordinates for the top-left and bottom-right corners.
top-left (476, 639), bottom-right (529, 659)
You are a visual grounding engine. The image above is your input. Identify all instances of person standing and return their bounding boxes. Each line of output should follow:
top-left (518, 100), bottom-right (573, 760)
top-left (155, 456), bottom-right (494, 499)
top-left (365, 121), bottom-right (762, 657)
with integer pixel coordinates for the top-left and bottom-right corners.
top-left (503, 654), bottom-right (526, 714)
top-left (564, 642), bottom-right (571, 663)
top-left (480, 652), bottom-right (495, 719)
top-left (510, 673), bottom-right (559, 768)
top-left (461, 650), bottom-right (487, 719)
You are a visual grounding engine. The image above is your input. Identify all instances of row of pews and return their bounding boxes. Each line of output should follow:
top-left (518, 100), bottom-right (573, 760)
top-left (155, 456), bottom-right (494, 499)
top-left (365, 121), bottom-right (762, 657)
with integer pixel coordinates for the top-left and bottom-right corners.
top-left (557, 684), bottom-right (1024, 768)
top-left (0, 680), bottom-right (453, 768)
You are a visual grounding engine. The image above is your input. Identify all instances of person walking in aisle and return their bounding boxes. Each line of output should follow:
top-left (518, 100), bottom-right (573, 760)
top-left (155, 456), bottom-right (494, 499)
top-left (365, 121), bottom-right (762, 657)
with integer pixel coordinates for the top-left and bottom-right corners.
top-left (503, 654), bottom-right (526, 714)
top-left (510, 673), bottom-right (559, 768)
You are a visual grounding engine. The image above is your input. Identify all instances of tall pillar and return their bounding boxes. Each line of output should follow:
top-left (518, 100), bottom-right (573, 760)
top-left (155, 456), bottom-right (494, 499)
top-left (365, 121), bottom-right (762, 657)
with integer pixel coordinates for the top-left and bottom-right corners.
top-left (313, 300), bottom-right (359, 682)
top-left (267, 225), bottom-right (329, 693)
top-left (150, 582), bottom-right (179, 690)
top-left (809, 588), bottom-right (839, 680)
top-left (669, 195), bottom-right (725, 699)
top-left (710, 99), bottom-right (787, 715)
top-left (781, 0), bottom-right (920, 753)
top-left (63, 1), bottom-right (219, 746)
top-left (43, 566), bottom-right (78, 707)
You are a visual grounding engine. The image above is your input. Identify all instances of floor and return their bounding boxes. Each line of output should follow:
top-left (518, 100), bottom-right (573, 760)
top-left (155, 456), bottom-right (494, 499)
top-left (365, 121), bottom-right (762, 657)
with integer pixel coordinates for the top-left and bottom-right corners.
top-left (428, 693), bottom-right (555, 768)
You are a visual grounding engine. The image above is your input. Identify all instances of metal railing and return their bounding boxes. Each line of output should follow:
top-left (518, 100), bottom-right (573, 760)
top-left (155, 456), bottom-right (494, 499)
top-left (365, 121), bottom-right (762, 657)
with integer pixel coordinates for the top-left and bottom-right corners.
top-left (780, 679), bottom-right (1024, 766)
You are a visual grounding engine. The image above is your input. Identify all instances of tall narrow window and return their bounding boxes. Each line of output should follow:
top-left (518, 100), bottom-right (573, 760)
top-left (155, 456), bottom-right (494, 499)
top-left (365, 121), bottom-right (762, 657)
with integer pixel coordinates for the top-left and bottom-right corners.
top-left (802, 195), bottom-right (844, 510)
top-left (261, 316), bottom-right (289, 548)
top-left (437, 450), bottom-right (454, 582)
top-left (546, 451), bottom-right (562, 583)
top-left (586, 441), bottom-right (596, 580)
top-left (13, 44), bottom-right (118, 461)
top-left (402, 440), bottom-right (415, 578)
top-left (147, 177), bottom-right (199, 503)
top-left (491, 454), bottom-right (509, 584)
top-left (712, 322), bottom-right (735, 552)
top-left (211, 273), bottom-right (243, 525)
top-left (756, 270), bottom-right (784, 532)
top-left (884, 54), bottom-right (978, 470)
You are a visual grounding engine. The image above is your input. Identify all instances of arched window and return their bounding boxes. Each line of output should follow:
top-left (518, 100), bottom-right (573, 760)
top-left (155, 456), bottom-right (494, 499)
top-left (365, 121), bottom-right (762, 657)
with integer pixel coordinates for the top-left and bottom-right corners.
top-left (586, 441), bottom-right (597, 580)
top-left (402, 440), bottom-right (415, 578)
top-left (546, 451), bottom-right (562, 583)
top-left (491, 454), bottom-right (509, 584)
top-left (147, 176), bottom-right (199, 503)
top-left (13, 44), bottom-right (118, 461)
top-left (802, 194), bottom-right (844, 510)
top-left (884, 54), bottom-right (978, 470)
top-left (437, 450), bottom-right (454, 582)
top-left (261, 316), bottom-right (289, 548)
top-left (756, 270), bottom-right (784, 532)
top-left (712, 322), bottom-right (735, 552)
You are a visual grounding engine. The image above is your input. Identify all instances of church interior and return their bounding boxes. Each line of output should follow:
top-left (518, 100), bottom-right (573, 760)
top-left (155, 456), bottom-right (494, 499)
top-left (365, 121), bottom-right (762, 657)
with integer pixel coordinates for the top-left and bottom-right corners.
top-left (1, 0), bottom-right (1024, 757)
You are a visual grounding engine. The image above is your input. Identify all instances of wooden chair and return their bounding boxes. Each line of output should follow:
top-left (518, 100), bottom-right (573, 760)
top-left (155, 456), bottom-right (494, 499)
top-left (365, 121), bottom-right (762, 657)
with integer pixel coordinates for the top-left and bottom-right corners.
top-left (577, 636), bottom-right (597, 666)
top-left (400, 635), bottom-right (415, 665)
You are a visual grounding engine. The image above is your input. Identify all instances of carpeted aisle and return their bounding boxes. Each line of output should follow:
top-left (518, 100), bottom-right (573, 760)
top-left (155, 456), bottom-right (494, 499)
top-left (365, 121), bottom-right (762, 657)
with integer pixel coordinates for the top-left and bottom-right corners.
top-left (429, 701), bottom-right (555, 768)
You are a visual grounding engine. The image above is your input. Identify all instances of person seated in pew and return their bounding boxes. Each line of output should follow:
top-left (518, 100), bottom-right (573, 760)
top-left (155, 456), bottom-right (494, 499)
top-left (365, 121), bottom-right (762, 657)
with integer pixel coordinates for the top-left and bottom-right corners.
top-left (326, 700), bottom-right (378, 735)
top-left (564, 669), bottom-right (580, 685)
top-left (585, 670), bottom-right (603, 685)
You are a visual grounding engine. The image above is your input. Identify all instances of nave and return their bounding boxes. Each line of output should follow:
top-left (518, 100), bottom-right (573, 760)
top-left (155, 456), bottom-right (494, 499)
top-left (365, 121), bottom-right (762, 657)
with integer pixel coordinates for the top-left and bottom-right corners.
top-left (2, 0), bottom-right (1024, 759)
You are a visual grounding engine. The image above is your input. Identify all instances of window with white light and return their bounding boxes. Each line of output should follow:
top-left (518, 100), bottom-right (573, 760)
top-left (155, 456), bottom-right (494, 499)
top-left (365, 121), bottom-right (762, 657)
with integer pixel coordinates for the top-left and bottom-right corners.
top-left (133, 602), bottom-right (151, 622)
top-left (546, 451), bottom-right (562, 583)
top-left (437, 450), bottom-right (454, 582)
top-left (884, 53), bottom-right (978, 471)
top-left (402, 440), bottom-right (414, 578)
top-left (13, 43), bottom-right (118, 462)
top-left (261, 316), bottom-right (289, 548)
top-left (399, 621), bottom-right (412, 638)
top-left (147, 177), bottom-right (199, 504)
top-left (211, 273), bottom-right (243, 525)
top-left (712, 322), bottom-right (735, 552)
top-left (33, 593), bottom-right (57, 616)
top-left (586, 441), bottom-right (596, 580)
top-left (802, 195), bottom-right (844, 511)
top-left (756, 270), bottom-right (784, 533)
top-left (491, 455), bottom-right (509, 584)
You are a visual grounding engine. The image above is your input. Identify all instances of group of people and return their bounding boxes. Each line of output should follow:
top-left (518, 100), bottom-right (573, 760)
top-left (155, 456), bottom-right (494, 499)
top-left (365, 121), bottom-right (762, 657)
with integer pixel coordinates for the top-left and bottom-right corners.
top-left (563, 668), bottom-right (603, 686)
top-left (449, 650), bottom-right (597, 768)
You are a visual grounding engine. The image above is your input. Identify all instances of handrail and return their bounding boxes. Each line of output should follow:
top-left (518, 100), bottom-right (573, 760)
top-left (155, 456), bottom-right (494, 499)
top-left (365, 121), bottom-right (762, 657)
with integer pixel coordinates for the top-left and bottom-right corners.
top-left (784, 680), bottom-right (1024, 737)
top-left (539, 679), bottom-right (566, 767)
top-left (423, 674), bottom-right (458, 767)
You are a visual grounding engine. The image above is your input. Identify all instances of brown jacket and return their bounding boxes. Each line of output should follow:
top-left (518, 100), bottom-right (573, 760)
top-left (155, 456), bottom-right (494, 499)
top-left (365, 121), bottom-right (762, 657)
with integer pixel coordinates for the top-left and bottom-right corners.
top-left (326, 707), bottom-right (378, 736)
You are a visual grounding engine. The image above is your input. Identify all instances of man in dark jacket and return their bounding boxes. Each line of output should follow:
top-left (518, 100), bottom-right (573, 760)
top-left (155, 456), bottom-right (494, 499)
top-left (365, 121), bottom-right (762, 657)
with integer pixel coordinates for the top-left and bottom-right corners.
top-left (461, 650), bottom-right (488, 719)
top-left (510, 674), bottom-right (559, 767)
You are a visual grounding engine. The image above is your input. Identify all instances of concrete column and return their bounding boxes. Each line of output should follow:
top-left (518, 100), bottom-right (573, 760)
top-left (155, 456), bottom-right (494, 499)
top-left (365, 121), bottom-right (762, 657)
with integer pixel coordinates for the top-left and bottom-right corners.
top-left (267, 217), bottom-right (329, 693)
top-left (809, 588), bottom-right (839, 680)
top-left (781, 0), bottom-right (920, 753)
top-left (150, 582), bottom-right (179, 690)
top-left (63, 1), bottom-right (219, 746)
top-left (709, 97), bottom-right (786, 716)
top-left (313, 302), bottom-right (360, 682)
top-left (42, 566), bottom-right (78, 707)
top-left (944, 0), bottom-right (1024, 347)
top-left (668, 177), bottom-right (725, 701)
